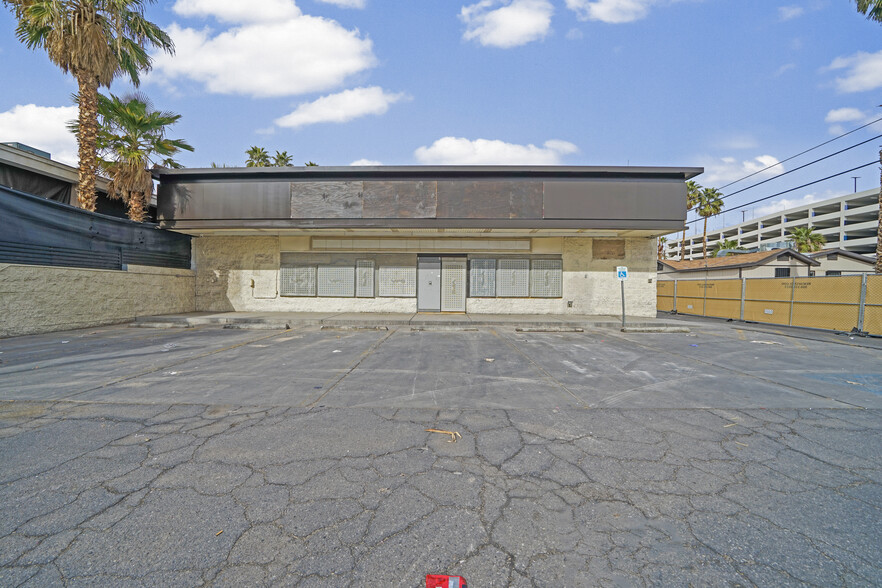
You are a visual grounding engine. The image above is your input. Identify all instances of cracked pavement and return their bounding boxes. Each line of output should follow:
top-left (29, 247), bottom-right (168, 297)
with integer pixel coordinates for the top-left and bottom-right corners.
top-left (0, 323), bottom-right (880, 586)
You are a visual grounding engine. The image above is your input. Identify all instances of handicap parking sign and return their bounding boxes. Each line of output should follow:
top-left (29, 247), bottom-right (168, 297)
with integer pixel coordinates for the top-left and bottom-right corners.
top-left (616, 266), bottom-right (628, 280)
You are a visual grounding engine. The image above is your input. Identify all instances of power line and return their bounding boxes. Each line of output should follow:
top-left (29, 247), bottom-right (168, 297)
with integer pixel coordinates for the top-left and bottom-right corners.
top-left (684, 160), bottom-right (879, 227)
top-left (716, 115), bottom-right (882, 191)
top-left (719, 134), bottom-right (881, 201)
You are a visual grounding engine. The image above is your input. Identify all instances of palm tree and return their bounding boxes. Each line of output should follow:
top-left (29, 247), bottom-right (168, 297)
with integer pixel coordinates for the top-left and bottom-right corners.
top-left (273, 151), bottom-right (293, 167)
top-left (712, 239), bottom-right (744, 257)
top-left (697, 187), bottom-right (724, 259)
top-left (788, 226), bottom-right (826, 253)
top-left (854, 0), bottom-right (882, 21)
top-left (6, 0), bottom-right (173, 212)
top-left (658, 236), bottom-right (668, 260)
top-left (245, 146), bottom-right (270, 167)
top-left (681, 180), bottom-right (702, 260)
top-left (305, 161), bottom-right (319, 166)
top-left (83, 92), bottom-right (192, 222)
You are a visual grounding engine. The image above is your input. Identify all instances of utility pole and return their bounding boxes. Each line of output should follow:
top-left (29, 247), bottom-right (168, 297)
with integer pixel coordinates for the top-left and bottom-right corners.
top-left (852, 176), bottom-right (860, 193)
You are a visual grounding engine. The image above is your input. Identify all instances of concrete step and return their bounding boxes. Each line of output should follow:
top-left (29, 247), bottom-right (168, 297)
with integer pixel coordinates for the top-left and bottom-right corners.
top-left (131, 313), bottom-right (690, 333)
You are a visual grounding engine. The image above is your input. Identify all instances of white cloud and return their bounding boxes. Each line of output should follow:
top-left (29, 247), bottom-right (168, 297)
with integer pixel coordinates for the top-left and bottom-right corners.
top-left (0, 104), bottom-right (78, 166)
top-left (350, 158), bottom-right (383, 166)
top-left (461, 0), bottom-right (554, 48)
top-left (825, 107), bottom-right (866, 124)
top-left (150, 2), bottom-right (376, 98)
top-left (565, 28), bottom-right (583, 40)
top-left (774, 63), bottom-right (795, 77)
top-left (699, 154), bottom-right (784, 186)
top-left (777, 5), bottom-right (803, 21)
top-left (316, 0), bottom-right (366, 7)
top-left (275, 86), bottom-right (407, 129)
top-left (753, 193), bottom-right (828, 218)
top-left (717, 134), bottom-right (758, 150)
top-left (173, 0), bottom-right (300, 23)
top-left (824, 106), bottom-right (881, 135)
top-left (414, 137), bottom-right (579, 165)
top-left (825, 50), bottom-right (882, 93)
top-left (566, 0), bottom-right (655, 23)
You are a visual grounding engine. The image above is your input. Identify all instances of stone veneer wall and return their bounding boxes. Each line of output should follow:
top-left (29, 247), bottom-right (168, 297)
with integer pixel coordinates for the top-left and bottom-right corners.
top-left (0, 264), bottom-right (195, 338)
top-left (194, 236), bottom-right (658, 317)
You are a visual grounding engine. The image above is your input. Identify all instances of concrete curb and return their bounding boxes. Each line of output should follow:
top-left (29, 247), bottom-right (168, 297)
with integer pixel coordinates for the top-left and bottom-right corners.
top-left (131, 314), bottom-right (689, 332)
top-left (621, 326), bottom-right (692, 333)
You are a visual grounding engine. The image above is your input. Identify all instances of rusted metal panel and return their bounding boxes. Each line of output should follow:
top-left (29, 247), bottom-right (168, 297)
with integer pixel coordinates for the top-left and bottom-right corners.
top-left (362, 181), bottom-right (436, 218)
top-left (291, 181), bottom-right (363, 219)
top-left (436, 181), bottom-right (543, 219)
top-left (159, 182), bottom-right (291, 220)
top-left (543, 179), bottom-right (685, 220)
top-left (509, 182), bottom-right (543, 218)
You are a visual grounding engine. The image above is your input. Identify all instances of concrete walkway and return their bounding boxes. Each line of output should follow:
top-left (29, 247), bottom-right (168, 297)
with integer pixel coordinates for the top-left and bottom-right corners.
top-left (132, 311), bottom-right (691, 331)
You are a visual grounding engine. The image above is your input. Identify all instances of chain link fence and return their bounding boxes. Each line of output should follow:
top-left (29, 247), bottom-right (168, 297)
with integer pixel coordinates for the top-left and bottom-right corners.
top-left (658, 275), bottom-right (880, 335)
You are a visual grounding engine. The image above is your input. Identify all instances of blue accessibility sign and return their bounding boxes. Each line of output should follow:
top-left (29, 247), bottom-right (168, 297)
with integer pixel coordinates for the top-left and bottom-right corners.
top-left (616, 266), bottom-right (628, 280)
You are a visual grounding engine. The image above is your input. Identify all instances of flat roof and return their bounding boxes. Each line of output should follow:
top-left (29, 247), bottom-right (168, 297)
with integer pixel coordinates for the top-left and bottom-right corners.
top-left (153, 165), bottom-right (704, 182)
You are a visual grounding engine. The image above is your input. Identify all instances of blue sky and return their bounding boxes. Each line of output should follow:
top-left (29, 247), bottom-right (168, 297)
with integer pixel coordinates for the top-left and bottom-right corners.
top-left (0, 0), bottom-right (880, 235)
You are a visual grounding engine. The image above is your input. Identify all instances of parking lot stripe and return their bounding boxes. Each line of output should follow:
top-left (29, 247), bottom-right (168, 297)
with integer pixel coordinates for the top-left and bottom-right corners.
top-left (303, 328), bottom-right (398, 408)
top-left (489, 329), bottom-right (588, 407)
top-left (55, 328), bottom-right (299, 401)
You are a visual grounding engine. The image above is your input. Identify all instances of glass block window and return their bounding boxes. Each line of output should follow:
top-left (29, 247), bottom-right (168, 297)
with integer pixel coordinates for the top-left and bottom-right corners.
top-left (280, 265), bottom-right (316, 297)
top-left (317, 264), bottom-right (355, 297)
top-left (469, 259), bottom-right (496, 297)
top-left (356, 259), bottom-right (375, 297)
top-left (378, 265), bottom-right (416, 297)
top-left (531, 259), bottom-right (562, 297)
top-left (497, 258), bottom-right (530, 297)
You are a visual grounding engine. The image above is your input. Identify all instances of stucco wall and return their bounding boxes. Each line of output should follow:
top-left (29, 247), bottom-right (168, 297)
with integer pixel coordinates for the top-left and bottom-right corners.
top-left (0, 264), bottom-right (195, 338)
top-left (194, 235), bottom-right (659, 317)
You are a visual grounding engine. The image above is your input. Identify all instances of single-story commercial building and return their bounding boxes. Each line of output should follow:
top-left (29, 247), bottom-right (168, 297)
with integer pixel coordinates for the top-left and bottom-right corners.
top-left (154, 165), bottom-right (701, 316)
top-left (658, 249), bottom-right (819, 280)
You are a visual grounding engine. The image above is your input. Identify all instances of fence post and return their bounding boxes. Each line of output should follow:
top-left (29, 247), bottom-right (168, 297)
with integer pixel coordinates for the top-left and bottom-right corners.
top-left (703, 276), bottom-right (709, 316)
top-left (673, 280), bottom-right (678, 313)
top-left (740, 278), bottom-right (746, 321)
top-left (858, 274), bottom-right (868, 332)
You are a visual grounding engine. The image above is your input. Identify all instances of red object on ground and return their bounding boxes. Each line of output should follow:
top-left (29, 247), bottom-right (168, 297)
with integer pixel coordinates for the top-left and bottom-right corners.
top-left (426, 574), bottom-right (468, 588)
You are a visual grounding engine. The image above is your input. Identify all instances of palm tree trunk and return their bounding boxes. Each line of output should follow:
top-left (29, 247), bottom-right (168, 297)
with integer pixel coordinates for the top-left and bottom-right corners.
top-left (680, 229), bottom-right (686, 260)
top-left (876, 146), bottom-right (881, 273)
top-left (76, 74), bottom-right (99, 212)
top-left (702, 217), bottom-right (708, 259)
top-left (127, 192), bottom-right (147, 223)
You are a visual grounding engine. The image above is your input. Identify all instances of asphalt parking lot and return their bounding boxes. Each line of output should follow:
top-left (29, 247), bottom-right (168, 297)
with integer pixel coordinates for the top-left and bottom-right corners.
top-left (0, 321), bottom-right (880, 586)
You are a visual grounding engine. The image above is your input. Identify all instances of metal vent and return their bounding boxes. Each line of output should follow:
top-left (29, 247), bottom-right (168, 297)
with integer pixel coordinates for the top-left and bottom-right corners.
top-left (356, 259), bottom-right (375, 297)
top-left (531, 259), bottom-right (562, 297)
top-left (441, 258), bottom-right (467, 311)
top-left (469, 258), bottom-right (496, 297)
top-left (280, 265), bottom-right (316, 296)
top-left (378, 265), bottom-right (416, 297)
top-left (497, 258), bottom-right (530, 297)
top-left (317, 264), bottom-right (355, 297)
